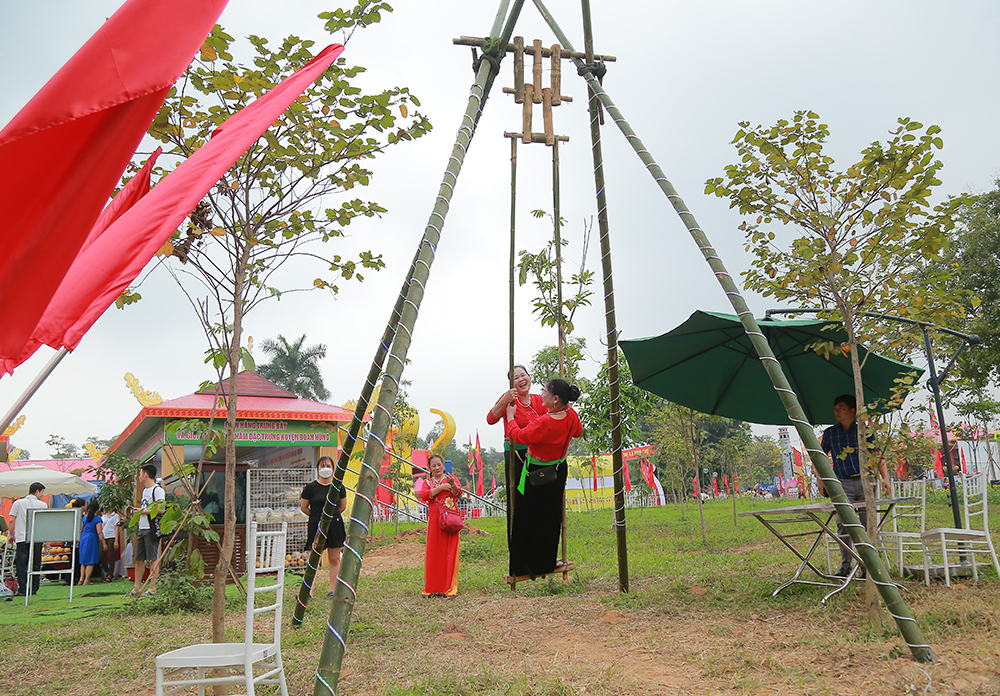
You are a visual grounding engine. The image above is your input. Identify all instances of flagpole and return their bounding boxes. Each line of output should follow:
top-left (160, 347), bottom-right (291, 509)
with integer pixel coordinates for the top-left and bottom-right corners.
top-left (1, 347), bottom-right (69, 437)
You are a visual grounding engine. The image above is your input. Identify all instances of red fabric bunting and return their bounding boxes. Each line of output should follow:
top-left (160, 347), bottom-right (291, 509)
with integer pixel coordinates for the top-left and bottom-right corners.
top-left (0, 0), bottom-right (228, 366)
top-left (475, 431), bottom-right (484, 497)
top-left (592, 455), bottom-right (598, 492)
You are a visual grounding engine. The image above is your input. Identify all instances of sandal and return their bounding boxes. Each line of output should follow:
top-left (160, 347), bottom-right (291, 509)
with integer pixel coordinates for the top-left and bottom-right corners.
top-left (326, 591), bottom-right (336, 598)
top-left (142, 590), bottom-right (156, 597)
top-left (127, 590), bottom-right (139, 598)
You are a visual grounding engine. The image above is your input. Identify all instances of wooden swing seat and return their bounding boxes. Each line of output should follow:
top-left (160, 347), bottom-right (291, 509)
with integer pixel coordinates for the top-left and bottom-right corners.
top-left (503, 562), bottom-right (574, 589)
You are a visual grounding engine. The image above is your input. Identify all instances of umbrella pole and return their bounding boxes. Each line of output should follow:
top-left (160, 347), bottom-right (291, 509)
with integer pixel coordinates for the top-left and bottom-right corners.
top-left (313, 3), bottom-right (525, 692)
top-left (530, 0), bottom-right (932, 663)
top-left (580, 0), bottom-right (628, 593)
top-left (0, 347), bottom-right (69, 439)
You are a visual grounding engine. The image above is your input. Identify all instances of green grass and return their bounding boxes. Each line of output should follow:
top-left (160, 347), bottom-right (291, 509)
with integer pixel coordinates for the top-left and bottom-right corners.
top-left (1, 495), bottom-right (997, 695)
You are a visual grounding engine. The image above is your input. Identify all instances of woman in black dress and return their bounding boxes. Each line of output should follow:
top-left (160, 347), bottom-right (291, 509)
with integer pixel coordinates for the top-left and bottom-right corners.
top-left (300, 456), bottom-right (347, 598)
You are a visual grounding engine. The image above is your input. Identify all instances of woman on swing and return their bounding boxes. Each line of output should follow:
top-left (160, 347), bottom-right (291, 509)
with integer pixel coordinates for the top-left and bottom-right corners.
top-left (504, 377), bottom-right (582, 577)
top-left (487, 365), bottom-right (546, 570)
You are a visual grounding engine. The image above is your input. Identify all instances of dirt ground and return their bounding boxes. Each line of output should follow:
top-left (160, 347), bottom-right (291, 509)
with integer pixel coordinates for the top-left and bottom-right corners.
top-left (345, 540), bottom-right (1000, 696)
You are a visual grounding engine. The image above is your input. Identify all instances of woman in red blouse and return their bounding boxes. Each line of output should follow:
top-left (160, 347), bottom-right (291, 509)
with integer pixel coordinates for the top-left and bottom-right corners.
top-left (416, 454), bottom-right (463, 596)
top-left (504, 378), bottom-right (582, 577)
top-left (487, 364), bottom-right (547, 573)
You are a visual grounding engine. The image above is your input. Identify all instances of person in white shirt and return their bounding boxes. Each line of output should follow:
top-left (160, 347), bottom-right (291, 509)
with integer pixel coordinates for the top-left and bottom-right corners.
top-left (100, 508), bottom-right (122, 582)
top-left (130, 464), bottom-right (165, 597)
top-left (8, 482), bottom-right (48, 596)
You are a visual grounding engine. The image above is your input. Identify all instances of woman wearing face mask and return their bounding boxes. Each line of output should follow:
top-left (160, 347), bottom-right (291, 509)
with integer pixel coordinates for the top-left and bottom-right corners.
top-left (300, 456), bottom-right (347, 598)
top-left (416, 454), bottom-right (463, 596)
top-left (504, 378), bottom-right (582, 577)
top-left (487, 364), bottom-right (547, 573)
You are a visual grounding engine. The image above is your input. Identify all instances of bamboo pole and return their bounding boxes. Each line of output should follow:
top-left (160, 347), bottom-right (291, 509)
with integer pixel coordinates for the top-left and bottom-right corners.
top-left (312, 3), bottom-right (525, 693)
top-left (578, 0), bottom-right (629, 593)
top-left (291, 255), bottom-right (418, 627)
top-left (552, 138), bottom-right (570, 573)
top-left (508, 134), bottom-right (518, 536)
top-left (532, 0), bottom-right (933, 663)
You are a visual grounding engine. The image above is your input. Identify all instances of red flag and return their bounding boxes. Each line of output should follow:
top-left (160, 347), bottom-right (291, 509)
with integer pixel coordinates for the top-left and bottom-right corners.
top-left (21, 44), bottom-right (346, 361)
top-left (1, 147), bottom-right (164, 373)
top-left (793, 448), bottom-right (803, 469)
top-left (779, 471), bottom-right (784, 495)
top-left (0, 0), bottom-right (229, 366)
top-left (475, 432), bottom-right (484, 497)
top-left (713, 476), bottom-right (719, 497)
top-left (734, 472), bottom-right (739, 494)
top-left (592, 455), bottom-right (598, 492)
top-left (623, 458), bottom-right (632, 492)
top-left (897, 455), bottom-right (906, 479)
top-left (723, 474), bottom-right (729, 494)
top-left (490, 473), bottom-right (496, 495)
top-left (692, 476), bottom-right (699, 496)
top-left (960, 449), bottom-right (967, 475)
top-left (934, 450), bottom-right (944, 478)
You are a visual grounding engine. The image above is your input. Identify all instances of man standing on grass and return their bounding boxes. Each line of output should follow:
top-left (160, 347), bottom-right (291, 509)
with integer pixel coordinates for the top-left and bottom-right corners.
top-left (130, 464), bottom-right (165, 597)
top-left (819, 394), bottom-right (892, 577)
top-left (9, 482), bottom-right (48, 596)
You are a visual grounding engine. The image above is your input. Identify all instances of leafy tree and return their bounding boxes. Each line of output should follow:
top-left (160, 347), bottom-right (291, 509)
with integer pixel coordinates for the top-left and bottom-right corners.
top-left (257, 333), bottom-right (330, 400)
top-left (530, 338), bottom-right (586, 384)
top-left (945, 183), bottom-right (1000, 391)
top-left (518, 212), bottom-right (594, 378)
top-left (145, 3), bottom-right (430, 642)
top-left (46, 435), bottom-right (80, 460)
top-left (575, 350), bottom-right (657, 457)
top-left (707, 111), bottom-right (965, 624)
top-left (648, 403), bottom-right (708, 540)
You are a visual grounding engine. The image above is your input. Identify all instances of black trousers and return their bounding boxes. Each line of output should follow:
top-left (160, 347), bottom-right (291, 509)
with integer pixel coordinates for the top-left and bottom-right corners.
top-left (15, 542), bottom-right (42, 594)
top-left (508, 458), bottom-right (567, 577)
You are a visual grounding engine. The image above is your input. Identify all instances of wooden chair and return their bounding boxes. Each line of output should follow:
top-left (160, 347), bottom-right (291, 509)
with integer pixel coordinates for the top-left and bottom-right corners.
top-left (155, 522), bottom-right (288, 695)
top-left (876, 479), bottom-right (927, 577)
top-left (921, 470), bottom-right (1000, 587)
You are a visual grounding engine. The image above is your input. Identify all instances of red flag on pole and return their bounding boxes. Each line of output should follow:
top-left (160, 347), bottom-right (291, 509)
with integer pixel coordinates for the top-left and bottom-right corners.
top-left (18, 44), bottom-right (346, 364)
top-left (713, 475), bottom-right (719, 497)
top-left (692, 476), bottom-right (699, 496)
top-left (734, 472), bottom-right (739, 494)
top-left (0, 0), bottom-right (229, 367)
top-left (934, 450), bottom-right (945, 478)
top-left (490, 473), bottom-right (496, 495)
top-left (475, 431), bottom-right (484, 497)
top-left (623, 458), bottom-right (632, 492)
top-left (897, 455), bottom-right (906, 479)
top-left (592, 455), bottom-right (598, 492)
top-left (723, 474), bottom-right (729, 494)
top-left (960, 449), bottom-right (967, 475)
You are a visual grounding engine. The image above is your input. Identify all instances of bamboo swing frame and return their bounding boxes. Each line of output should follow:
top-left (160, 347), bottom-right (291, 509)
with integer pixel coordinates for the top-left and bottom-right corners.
top-left (300, 1), bottom-right (933, 691)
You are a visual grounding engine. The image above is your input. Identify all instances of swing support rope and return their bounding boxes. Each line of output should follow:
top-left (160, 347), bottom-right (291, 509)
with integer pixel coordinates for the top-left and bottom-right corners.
top-left (531, 0), bottom-right (932, 662)
top-left (312, 2), bottom-right (527, 693)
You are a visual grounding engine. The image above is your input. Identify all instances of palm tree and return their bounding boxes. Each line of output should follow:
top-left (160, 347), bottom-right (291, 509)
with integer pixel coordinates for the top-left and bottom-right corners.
top-left (257, 334), bottom-right (330, 401)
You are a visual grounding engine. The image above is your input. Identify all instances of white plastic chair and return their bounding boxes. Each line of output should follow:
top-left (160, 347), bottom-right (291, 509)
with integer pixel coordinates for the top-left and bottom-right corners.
top-left (155, 522), bottom-right (288, 695)
top-left (876, 479), bottom-right (927, 576)
top-left (921, 470), bottom-right (1000, 587)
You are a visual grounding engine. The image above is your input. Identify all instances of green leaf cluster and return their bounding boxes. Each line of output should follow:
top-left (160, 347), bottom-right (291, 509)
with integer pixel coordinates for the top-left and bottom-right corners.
top-left (707, 111), bottom-right (966, 345)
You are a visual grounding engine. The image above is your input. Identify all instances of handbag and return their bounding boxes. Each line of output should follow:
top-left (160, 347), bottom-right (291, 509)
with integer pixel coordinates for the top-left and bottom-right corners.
top-left (526, 429), bottom-right (574, 487)
top-left (437, 499), bottom-right (464, 534)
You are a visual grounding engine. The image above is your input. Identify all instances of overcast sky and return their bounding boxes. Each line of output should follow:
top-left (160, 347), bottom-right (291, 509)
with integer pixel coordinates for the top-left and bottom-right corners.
top-left (2, 0), bottom-right (999, 463)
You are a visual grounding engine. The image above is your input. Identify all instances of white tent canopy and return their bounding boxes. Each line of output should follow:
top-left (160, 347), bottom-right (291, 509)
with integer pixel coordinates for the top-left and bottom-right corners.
top-left (0, 464), bottom-right (98, 497)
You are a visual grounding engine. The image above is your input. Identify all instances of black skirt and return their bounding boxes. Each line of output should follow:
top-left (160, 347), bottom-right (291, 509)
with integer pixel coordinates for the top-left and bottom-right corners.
top-left (508, 455), bottom-right (566, 577)
top-left (305, 513), bottom-right (346, 552)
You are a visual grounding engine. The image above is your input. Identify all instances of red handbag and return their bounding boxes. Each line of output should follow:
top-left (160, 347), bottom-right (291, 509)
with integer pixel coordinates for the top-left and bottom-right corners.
top-left (437, 499), bottom-right (464, 534)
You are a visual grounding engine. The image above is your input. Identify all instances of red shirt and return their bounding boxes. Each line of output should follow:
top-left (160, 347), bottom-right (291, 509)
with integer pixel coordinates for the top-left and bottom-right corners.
top-left (486, 392), bottom-right (547, 428)
top-left (505, 407), bottom-right (582, 461)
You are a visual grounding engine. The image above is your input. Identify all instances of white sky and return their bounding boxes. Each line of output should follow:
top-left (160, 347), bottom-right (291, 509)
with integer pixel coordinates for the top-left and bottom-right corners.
top-left (2, 0), bottom-right (999, 461)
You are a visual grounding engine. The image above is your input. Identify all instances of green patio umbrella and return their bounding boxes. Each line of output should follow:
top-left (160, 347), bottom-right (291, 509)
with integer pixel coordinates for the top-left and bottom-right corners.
top-left (620, 310), bottom-right (924, 426)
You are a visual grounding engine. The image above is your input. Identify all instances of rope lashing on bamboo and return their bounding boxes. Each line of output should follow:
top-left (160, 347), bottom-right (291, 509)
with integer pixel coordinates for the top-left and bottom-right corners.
top-left (315, 670), bottom-right (336, 696)
top-left (576, 60), bottom-right (607, 81)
